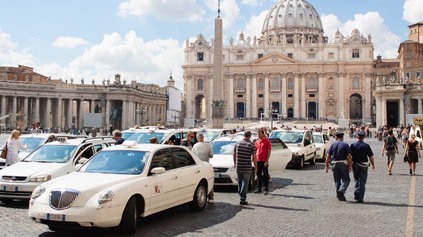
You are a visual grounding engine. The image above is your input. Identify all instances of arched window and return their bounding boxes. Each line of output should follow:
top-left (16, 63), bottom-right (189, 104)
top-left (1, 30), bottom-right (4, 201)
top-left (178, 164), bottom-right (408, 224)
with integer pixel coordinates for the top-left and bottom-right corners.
top-left (258, 78), bottom-right (264, 90)
top-left (272, 77), bottom-right (279, 88)
top-left (197, 79), bottom-right (203, 91)
top-left (288, 78), bottom-right (293, 90)
top-left (352, 77), bottom-right (360, 89)
top-left (308, 77), bottom-right (316, 88)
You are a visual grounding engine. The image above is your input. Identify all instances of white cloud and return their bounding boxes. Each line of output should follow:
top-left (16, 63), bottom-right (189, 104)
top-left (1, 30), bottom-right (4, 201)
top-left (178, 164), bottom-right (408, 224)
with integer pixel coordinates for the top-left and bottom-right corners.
top-left (242, 10), bottom-right (268, 39)
top-left (118, 0), bottom-right (205, 22)
top-left (322, 12), bottom-right (401, 58)
top-left (241, 0), bottom-right (266, 6)
top-left (0, 29), bottom-right (35, 66)
top-left (39, 31), bottom-right (184, 89)
top-left (204, 0), bottom-right (240, 29)
top-left (403, 0), bottom-right (423, 23)
top-left (52, 36), bottom-right (89, 48)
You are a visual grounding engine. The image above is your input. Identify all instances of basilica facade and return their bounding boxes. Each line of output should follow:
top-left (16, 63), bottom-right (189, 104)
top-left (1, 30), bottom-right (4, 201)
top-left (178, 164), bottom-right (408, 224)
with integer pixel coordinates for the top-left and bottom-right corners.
top-left (183, 0), bottom-right (375, 126)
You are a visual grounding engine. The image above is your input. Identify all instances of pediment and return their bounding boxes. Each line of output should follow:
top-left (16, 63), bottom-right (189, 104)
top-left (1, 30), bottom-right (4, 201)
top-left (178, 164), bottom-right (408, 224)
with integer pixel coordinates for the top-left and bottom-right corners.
top-left (251, 53), bottom-right (299, 65)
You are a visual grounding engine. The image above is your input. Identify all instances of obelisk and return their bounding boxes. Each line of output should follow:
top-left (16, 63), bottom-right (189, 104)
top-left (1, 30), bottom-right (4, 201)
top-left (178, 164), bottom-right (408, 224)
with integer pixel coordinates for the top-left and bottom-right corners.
top-left (211, 0), bottom-right (224, 128)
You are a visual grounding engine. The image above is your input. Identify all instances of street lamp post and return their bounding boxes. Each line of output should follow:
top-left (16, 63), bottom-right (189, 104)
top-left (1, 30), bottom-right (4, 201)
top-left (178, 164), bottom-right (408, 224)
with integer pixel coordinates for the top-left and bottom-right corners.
top-left (171, 113), bottom-right (180, 126)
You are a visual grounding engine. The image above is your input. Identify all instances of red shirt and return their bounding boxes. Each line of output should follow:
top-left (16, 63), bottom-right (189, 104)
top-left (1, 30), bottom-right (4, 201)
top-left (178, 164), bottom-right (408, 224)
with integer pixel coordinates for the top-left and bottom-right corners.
top-left (255, 137), bottom-right (271, 162)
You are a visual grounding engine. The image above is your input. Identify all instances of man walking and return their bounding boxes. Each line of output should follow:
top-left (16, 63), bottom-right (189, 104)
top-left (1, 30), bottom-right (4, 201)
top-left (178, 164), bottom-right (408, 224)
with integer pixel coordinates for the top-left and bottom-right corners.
top-left (350, 130), bottom-right (375, 203)
top-left (325, 131), bottom-right (352, 201)
top-left (113, 130), bottom-right (125, 145)
top-left (233, 130), bottom-right (257, 205)
top-left (192, 132), bottom-right (214, 203)
top-left (381, 129), bottom-right (398, 175)
top-left (254, 130), bottom-right (271, 195)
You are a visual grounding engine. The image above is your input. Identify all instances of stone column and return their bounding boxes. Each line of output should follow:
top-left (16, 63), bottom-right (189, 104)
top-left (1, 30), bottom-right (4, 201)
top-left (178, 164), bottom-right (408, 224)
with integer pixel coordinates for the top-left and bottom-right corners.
top-left (338, 73), bottom-right (345, 119)
top-left (1, 96), bottom-right (5, 118)
top-left (399, 98), bottom-right (404, 126)
top-left (363, 74), bottom-right (372, 123)
top-left (24, 97), bottom-right (29, 128)
top-left (318, 74), bottom-right (324, 119)
top-left (418, 98), bottom-right (422, 114)
top-left (301, 74), bottom-right (306, 118)
top-left (56, 98), bottom-right (62, 128)
top-left (264, 74), bottom-right (269, 117)
top-left (282, 74), bottom-right (287, 118)
top-left (382, 98), bottom-right (387, 126)
top-left (35, 97), bottom-right (40, 123)
top-left (12, 96), bottom-right (17, 128)
top-left (228, 74), bottom-right (234, 118)
top-left (91, 100), bottom-right (96, 113)
top-left (79, 100), bottom-right (84, 130)
top-left (246, 74), bottom-right (251, 118)
top-left (105, 99), bottom-right (110, 128)
top-left (252, 74), bottom-right (257, 118)
top-left (294, 74), bottom-right (299, 118)
top-left (45, 98), bottom-right (51, 131)
top-left (67, 99), bottom-right (73, 128)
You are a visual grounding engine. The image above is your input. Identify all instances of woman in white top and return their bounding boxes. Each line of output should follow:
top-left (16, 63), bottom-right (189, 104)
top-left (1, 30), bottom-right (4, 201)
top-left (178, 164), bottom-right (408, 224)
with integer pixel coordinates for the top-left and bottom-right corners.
top-left (1, 130), bottom-right (28, 166)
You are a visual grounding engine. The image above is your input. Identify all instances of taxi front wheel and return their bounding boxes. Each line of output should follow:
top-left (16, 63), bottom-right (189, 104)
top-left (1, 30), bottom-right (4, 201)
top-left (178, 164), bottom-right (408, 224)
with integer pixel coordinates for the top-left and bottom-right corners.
top-left (119, 197), bottom-right (138, 235)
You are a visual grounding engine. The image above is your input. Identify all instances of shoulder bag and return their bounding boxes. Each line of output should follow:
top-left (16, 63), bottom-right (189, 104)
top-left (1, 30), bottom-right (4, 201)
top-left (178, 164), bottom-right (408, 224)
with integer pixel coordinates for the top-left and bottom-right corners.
top-left (0, 142), bottom-right (8, 159)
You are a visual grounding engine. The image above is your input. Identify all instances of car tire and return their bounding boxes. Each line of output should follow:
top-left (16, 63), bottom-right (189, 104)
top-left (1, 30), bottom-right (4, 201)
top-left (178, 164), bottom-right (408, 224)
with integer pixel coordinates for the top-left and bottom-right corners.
top-left (296, 156), bottom-right (305, 169)
top-left (309, 153), bottom-right (316, 165)
top-left (118, 197), bottom-right (138, 235)
top-left (189, 182), bottom-right (207, 211)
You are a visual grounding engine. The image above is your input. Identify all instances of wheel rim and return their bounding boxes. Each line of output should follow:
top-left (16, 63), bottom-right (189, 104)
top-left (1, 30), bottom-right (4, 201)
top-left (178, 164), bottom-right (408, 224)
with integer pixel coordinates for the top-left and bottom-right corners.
top-left (301, 157), bottom-right (304, 167)
top-left (197, 186), bottom-right (207, 207)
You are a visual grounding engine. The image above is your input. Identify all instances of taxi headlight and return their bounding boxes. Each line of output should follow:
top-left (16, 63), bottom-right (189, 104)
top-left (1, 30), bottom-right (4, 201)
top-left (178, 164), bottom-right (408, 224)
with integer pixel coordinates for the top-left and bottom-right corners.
top-left (31, 186), bottom-right (46, 199)
top-left (316, 147), bottom-right (321, 151)
top-left (98, 190), bottom-right (115, 204)
top-left (29, 175), bottom-right (52, 182)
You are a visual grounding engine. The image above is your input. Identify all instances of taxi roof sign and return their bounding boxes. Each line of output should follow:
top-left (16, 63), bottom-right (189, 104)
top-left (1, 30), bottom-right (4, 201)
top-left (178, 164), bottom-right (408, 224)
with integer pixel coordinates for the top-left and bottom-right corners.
top-left (57, 137), bottom-right (68, 143)
top-left (413, 117), bottom-right (423, 125)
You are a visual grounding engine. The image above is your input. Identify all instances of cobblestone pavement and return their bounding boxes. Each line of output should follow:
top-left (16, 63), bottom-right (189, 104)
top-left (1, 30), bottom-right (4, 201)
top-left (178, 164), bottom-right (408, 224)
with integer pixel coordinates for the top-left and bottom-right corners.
top-left (0, 135), bottom-right (422, 237)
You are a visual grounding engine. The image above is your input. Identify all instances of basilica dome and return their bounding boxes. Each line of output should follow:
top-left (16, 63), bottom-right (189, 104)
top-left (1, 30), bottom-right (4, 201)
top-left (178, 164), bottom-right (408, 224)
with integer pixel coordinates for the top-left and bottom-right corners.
top-left (261, 0), bottom-right (324, 44)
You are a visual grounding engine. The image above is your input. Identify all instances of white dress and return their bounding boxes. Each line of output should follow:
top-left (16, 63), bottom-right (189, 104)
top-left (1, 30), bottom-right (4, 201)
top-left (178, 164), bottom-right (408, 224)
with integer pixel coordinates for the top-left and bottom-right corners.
top-left (1, 138), bottom-right (27, 166)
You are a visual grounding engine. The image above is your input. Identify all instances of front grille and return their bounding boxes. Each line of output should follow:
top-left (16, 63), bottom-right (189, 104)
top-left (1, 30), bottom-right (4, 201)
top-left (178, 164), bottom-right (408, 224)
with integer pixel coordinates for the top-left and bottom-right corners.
top-left (213, 167), bottom-right (228, 172)
top-left (2, 176), bottom-right (27, 181)
top-left (214, 177), bottom-right (233, 184)
top-left (49, 189), bottom-right (80, 210)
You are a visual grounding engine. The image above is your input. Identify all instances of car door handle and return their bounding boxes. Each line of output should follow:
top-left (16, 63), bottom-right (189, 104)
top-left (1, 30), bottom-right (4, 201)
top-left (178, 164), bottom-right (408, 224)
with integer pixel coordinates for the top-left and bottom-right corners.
top-left (172, 176), bottom-right (178, 180)
top-left (195, 170), bottom-right (200, 174)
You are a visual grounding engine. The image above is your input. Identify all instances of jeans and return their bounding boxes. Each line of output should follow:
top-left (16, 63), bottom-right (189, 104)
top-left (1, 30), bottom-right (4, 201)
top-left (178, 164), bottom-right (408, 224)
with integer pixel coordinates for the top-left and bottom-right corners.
top-left (332, 162), bottom-right (350, 195)
top-left (237, 171), bottom-right (251, 202)
top-left (353, 162), bottom-right (368, 201)
top-left (256, 161), bottom-right (269, 191)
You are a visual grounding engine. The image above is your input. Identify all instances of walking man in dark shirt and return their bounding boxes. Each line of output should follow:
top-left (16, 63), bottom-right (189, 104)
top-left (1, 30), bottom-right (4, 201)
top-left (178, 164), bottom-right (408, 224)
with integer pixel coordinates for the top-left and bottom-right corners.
top-left (350, 130), bottom-right (375, 203)
top-left (233, 130), bottom-right (257, 205)
top-left (113, 130), bottom-right (125, 145)
top-left (381, 129), bottom-right (398, 175)
top-left (325, 131), bottom-right (352, 201)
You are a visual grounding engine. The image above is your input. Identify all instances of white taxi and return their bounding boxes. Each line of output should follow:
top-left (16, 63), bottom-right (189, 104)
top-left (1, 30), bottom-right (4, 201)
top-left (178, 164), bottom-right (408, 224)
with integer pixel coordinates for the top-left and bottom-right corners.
top-left (28, 142), bottom-right (214, 234)
top-left (0, 137), bottom-right (113, 200)
top-left (210, 136), bottom-right (291, 187)
top-left (312, 132), bottom-right (331, 161)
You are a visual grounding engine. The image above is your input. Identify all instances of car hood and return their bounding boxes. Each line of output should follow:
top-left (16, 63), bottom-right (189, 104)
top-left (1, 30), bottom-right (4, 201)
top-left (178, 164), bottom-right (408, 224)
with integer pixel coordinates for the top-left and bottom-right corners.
top-left (209, 154), bottom-right (234, 168)
top-left (285, 144), bottom-right (302, 153)
top-left (0, 162), bottom-right (66, 177)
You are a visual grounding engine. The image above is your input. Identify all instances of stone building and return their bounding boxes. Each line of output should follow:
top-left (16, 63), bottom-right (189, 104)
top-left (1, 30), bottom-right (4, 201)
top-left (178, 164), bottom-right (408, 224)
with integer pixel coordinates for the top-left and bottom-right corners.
top-left (0, 65), bottom-right (171, 131)
top-left (374, 22), bottom-right (423, 128)
top-left (183, 0), bottom-right (375, 127)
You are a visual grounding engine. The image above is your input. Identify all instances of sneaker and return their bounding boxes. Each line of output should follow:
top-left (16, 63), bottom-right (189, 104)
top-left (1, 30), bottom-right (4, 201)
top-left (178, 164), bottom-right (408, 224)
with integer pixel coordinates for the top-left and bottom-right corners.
top-left (253, 189), bottom-right (261, 194)
top-left (208, 198), bottom-right (215, 204)
top-left (357, 199), bottom-right (364, 203)
top-left (240, 201), bottom-right (248, 205)
top-left (337, 191), bottom-right (346, 201)
top-left (410, 169), bottom-right (412, 175)
top-left (263, 190), bottom-right (269, 195)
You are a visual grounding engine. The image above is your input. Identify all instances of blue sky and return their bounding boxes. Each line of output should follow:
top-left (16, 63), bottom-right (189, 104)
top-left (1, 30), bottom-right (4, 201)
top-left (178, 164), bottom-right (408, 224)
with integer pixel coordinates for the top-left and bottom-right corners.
top-left (0, 0), bottom-right (422, 90)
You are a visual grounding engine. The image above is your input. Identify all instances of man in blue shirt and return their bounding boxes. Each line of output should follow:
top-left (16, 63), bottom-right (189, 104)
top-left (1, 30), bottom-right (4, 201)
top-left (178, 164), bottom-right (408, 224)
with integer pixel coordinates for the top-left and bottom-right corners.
top-left (350, 130), bottom-right (375, 203)
top-left (325, 131), bottom-right (352, 201)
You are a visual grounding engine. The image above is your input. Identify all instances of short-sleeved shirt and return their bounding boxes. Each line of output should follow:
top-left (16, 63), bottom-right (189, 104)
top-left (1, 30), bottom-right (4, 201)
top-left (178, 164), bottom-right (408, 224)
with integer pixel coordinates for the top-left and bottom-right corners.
top-left (255, 138), bottom-right (271, 162)
top-left (350, 141), bottom-right (374, 163)
top-left (234, 138), bottom-right (256, 172)
top-left (384, 136), bottom-right (397, 150)
top-left (327, 140), bottom-right (351, 161)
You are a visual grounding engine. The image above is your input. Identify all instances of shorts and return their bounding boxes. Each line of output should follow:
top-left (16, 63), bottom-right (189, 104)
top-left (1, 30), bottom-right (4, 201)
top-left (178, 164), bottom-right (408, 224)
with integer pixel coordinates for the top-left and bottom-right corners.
top-left (385, 150), bottom-right (396, 164)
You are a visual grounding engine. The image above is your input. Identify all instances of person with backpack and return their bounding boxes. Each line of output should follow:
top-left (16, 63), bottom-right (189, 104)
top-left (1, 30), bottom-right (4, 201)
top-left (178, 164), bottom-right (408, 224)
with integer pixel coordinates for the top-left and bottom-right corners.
top-left (381, 129), bottom-right (399, 175)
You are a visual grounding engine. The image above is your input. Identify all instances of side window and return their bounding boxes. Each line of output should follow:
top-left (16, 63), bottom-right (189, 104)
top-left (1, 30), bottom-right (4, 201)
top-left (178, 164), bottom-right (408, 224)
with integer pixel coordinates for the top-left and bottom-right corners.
top-left (172, 147), bottom-right (196, 168)
top-left (94, 144), bottom-right (103, 153)
top-left (74, 145), bottom-right (94, 165)
top-left (270, 140), bottom-right (282, 150)
top-left (149, 149), bottom-right (174, 174)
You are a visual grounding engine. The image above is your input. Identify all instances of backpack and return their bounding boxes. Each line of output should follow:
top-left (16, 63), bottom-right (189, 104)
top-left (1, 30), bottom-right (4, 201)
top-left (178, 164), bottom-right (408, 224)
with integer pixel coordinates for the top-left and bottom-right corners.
top-left (386, 137), bottom-right (395, 150)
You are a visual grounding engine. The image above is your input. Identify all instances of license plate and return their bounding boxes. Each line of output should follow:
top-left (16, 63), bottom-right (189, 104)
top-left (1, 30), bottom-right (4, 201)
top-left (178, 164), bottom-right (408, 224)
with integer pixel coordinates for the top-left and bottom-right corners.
top-left (47, 213), bottom-right (65, 221)
top-left (3, 185), bottom-right (18, 192)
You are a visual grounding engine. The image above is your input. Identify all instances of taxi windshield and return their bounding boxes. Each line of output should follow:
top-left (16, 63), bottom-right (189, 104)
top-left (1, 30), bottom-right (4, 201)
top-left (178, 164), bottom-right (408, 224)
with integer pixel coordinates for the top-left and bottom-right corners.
top-left (126, 132), bottom-right (167, 144)
top-left (80, 150), bottom-right (149, 175)
top-left (23, 145), bottom-right (77, 163)
top-left (211, 141), bottom-right (236, 155)
top-left (202, 131), bottom-right (220, 142)
top-left (270, 131), bottom-right (303, 144)
top-left (19, 137), bottom-right (45, 152)
top-left (313, 135), bottom-right (323, 143)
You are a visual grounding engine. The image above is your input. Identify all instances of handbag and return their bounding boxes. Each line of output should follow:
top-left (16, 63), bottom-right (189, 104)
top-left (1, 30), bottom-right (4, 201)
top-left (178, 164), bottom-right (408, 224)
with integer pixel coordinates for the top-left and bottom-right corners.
top-left (403, 153), bottom-right (409, 163)
top-left (0, 142), bottom-right (7, 159)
